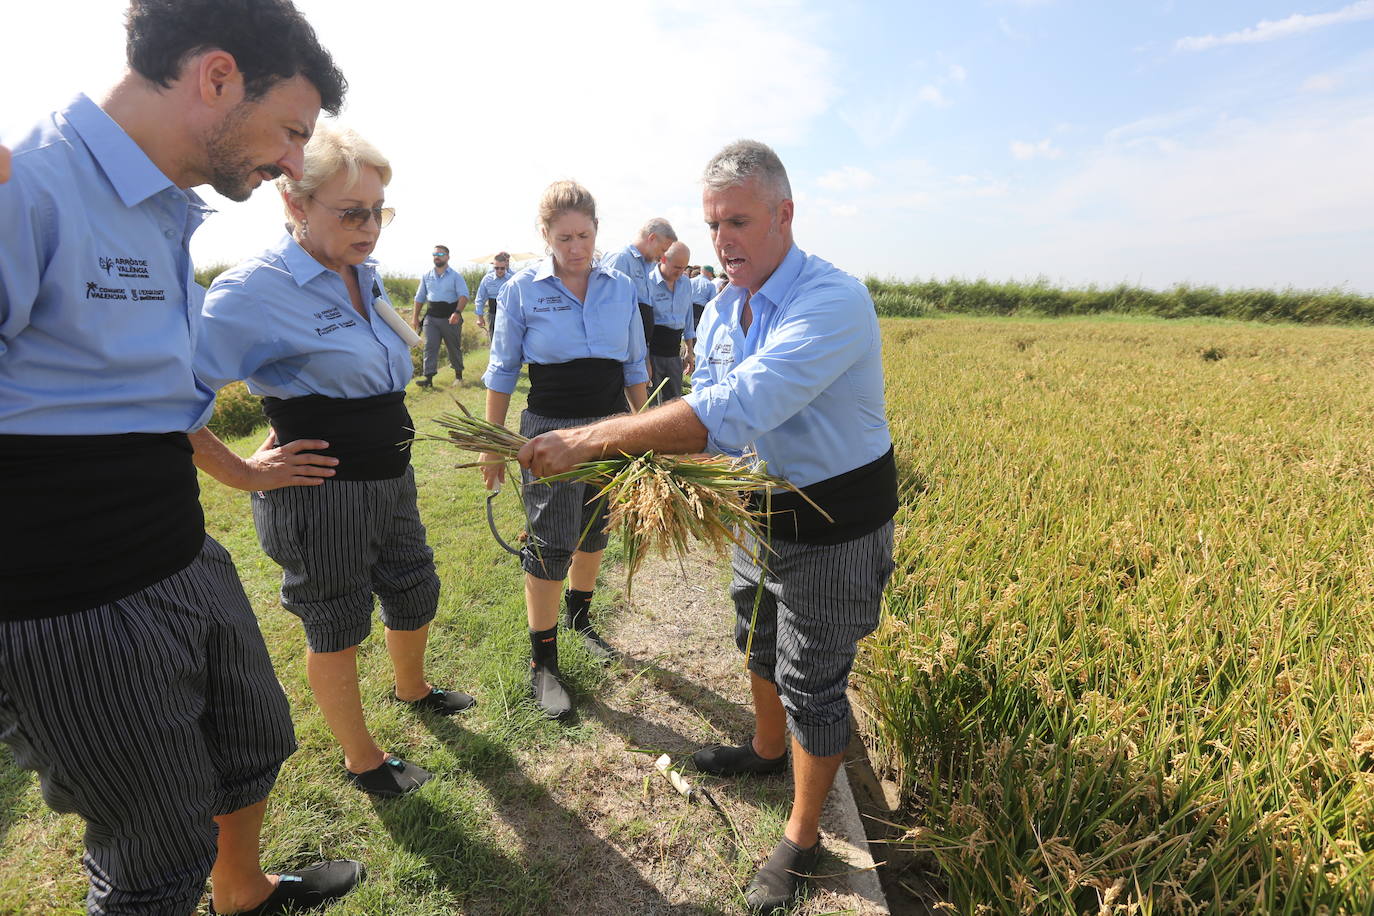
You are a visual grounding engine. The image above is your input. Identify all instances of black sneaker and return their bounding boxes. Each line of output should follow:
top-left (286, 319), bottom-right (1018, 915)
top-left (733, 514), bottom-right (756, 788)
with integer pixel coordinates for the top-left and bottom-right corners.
top-left (530, 659), bottom-right (571, 719)
top-left (210, 859), bottom-right (365, 915)
top-left (344, 755), bottom-right (431, 798)
top-left (744, 837), bottom-right (820, 913)
top-left (573, 625), bottom-right (620, 664)
top-left (415, 376), bottom-right (433, 388)
top-left (394, 686), bottom-right (476, 715)
top-left (691, 741), bottom-right (787, 777)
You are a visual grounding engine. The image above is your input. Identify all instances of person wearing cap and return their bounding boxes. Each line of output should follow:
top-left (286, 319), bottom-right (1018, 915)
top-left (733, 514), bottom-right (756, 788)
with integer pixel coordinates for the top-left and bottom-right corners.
top-left (0, 2), bottom-right (363, 913)
top-left (474, 251), bottom-right (514, 340)
top-left (645, 240), bottom-right (696, 404)
top-left (411, 244), bottom-right (469, 386)
top-left (516, 139), bottom-right (897, 913)
top-left (600, 217), bottom-right (676, 352)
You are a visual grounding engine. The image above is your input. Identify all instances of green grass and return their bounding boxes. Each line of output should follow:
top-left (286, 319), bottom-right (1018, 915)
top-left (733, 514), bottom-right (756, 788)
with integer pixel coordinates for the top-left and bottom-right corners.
top-left (857, 314), bottom-right (1374, 914)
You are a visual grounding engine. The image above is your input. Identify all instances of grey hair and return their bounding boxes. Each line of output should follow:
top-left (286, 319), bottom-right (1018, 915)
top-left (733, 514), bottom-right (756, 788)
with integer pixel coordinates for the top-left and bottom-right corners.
top-left (702, 139), bottom-right (791, 203)
top-left (277, 124), bottom-right (392, 228)
top-left (640, 217), bottom-right (677, 242)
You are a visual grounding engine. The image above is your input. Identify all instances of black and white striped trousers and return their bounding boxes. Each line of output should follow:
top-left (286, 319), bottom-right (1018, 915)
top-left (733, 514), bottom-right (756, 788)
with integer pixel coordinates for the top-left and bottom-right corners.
top-left (731, 521), bottom-right (896, 757)
top-left (0, 536), bottom-right (296, 915)
top-left (518, 410), bottom-right (613, 581)
top-left (252, 467), bottom-right (439, 653)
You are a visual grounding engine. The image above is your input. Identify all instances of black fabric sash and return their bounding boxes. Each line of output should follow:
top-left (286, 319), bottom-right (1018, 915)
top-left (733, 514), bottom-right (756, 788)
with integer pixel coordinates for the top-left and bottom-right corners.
top-left (261, 391), bottom-right (412, 481)
top-left (0, 433), bottom-right (205, 620)
top-left (425, 300), bottom-right (457, 319)
top-left (638, 303), bottom-right (654, 346)
top-left (754, 446), bottom-right (898, 545)
top-left (650, 325), bottom-right (684, 357)
top-left (527, 358), bottom-right (624, 419)
top-left (486, 297), bottom-right (497, 311)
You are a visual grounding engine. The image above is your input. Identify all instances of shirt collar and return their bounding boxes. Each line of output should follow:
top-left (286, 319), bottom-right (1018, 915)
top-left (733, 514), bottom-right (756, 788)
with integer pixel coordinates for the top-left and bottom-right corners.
top-left (535, 256), bottom-right (613, 283)
top-left (276, 232), bottom-right (377, 287)
top-left (650, 264), bottom-right (666, 285)
top-left (754, 244), bottom-right (806, 310)
top-left (62, 94), bottom-right (178, 209)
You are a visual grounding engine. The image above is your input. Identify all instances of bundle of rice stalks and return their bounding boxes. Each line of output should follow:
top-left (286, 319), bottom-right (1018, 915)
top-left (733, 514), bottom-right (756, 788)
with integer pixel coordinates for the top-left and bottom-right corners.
top-left (424, 403), bottom-right (828, 592)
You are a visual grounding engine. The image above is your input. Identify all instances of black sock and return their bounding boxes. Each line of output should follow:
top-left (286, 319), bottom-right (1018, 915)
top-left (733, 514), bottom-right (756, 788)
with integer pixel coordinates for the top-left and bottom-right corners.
top-left (565, 589), bottom-right (593, 632)
top-left (530, 626), bottom-right (558, 667)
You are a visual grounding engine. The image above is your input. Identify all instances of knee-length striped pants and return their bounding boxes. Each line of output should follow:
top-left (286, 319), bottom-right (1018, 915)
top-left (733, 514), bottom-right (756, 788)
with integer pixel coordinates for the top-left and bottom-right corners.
top-left (0, 536), bottom-right (296, 915)
top-left (731, 521), bottom-right (896, 757)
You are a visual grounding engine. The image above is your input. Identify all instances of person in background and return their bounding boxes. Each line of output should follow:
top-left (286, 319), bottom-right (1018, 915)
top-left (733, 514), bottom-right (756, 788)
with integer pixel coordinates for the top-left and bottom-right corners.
top-left (482, 180), bottom-right (648, 719)
top-left (411, 244), bottom-right (468, 386)
top-left (645, 240), bottom-right (696, 404)
top-left (705, 263), bottom-right (727, 293)
top-left (600, 217), bottom-right (675, 352)
top-left (516, 140), bottom-right (897, 914)
top-left (193, 124), bottom-right (478, 802)
top-left (690, 263), bottom-right (718, 332)
top-left (474, 251), bottom-right (514, 340)
top-left (0, 1), bottom-right (363, 913)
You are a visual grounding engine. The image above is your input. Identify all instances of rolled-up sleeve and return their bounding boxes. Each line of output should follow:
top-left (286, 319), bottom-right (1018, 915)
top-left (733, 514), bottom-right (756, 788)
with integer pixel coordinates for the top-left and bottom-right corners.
top-left (194, 278), bottom-right (282, 393)
top-left (684, 291), bottom-right (871, 456)
top-left (482, 279), bottom-right (526, 394)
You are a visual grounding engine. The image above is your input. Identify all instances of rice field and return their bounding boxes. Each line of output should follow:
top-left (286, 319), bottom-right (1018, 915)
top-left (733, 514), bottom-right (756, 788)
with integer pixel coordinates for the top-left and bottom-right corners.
top-left (856, 315), bottom-right (1374, 914)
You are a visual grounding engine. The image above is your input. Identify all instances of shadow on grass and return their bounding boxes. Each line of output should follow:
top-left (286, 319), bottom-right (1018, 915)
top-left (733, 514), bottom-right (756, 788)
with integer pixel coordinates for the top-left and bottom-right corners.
top-left (408, 717), bottom-right (726, 916)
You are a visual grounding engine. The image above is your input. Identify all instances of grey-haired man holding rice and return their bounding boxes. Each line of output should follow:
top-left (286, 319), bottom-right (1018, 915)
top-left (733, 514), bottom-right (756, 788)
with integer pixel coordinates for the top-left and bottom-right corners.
top-left (518, 139), bottom-right (897, 913)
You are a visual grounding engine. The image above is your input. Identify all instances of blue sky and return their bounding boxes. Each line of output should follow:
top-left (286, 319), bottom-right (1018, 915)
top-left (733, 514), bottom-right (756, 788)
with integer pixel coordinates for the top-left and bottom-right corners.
top-left (5, 0), bottom-right (1372, 291)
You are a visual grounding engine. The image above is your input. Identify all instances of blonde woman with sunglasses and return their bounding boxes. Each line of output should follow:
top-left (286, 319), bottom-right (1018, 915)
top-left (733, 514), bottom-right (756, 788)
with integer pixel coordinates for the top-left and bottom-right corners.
top-left (192, 124), bottom-right (475, 800)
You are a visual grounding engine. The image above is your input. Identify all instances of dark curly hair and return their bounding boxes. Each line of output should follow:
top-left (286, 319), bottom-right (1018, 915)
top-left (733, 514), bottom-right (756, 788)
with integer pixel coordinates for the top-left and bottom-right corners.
top-left (126, 0), bottom-right (347, 114)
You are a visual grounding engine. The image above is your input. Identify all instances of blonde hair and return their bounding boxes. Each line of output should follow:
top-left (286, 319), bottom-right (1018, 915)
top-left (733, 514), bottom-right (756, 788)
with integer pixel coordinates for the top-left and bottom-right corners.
top-left (278, 124), bottom-right (392, 229)
top-left (538, 180), bottom-right (597, 232)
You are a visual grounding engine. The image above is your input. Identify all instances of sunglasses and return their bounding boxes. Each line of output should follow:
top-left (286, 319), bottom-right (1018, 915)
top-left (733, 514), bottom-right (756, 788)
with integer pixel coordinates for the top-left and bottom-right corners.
top-left (434, 252), bottom-right (450, 258)
top-left (312, 199), bottom-right (396, 230)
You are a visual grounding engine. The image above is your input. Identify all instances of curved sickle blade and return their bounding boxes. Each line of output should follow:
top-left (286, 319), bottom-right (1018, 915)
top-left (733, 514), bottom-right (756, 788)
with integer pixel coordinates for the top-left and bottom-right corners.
top-left (486, 489), bottom-right (523, 558)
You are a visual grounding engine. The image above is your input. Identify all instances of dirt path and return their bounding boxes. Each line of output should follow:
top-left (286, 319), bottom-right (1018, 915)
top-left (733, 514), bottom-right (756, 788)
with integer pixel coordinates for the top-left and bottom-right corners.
top-left (506, 546), bottom-right (887, 915)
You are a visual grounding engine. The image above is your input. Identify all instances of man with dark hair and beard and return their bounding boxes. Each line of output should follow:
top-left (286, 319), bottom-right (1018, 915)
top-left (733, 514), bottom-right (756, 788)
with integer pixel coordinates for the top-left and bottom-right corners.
top-left (0, 2), bottom-right (362, 915)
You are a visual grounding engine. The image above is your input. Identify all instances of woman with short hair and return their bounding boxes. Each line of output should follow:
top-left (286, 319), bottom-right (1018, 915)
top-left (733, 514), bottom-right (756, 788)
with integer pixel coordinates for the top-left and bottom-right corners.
top-left (193, 124), bottom-right (474, 798)
top-left (481, 180), bottom-right (648, 718)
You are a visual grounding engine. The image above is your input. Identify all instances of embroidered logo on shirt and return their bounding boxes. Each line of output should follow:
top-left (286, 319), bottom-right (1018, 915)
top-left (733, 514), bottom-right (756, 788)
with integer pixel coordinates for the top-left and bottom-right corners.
top-left (314, 307), bottom-right (344, 321)
top-left (708, 340), bottom-right (734, 367)
top-left (537, 295), bottom-right (564, 304)
top-left (97, 256), bottom-right (150, 279)
top-left (86, 282), bottom-right (129, 300)
top-left (315, 324), bottom-right (340, 336)
top-left (130, 289), bottom-right (166, 301)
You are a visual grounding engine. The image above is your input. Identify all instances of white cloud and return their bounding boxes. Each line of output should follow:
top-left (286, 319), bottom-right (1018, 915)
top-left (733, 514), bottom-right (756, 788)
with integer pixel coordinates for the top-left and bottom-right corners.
top-left (1, 0), bottom-right (839, 275)
top-left (816, 166), bottom-right (877, 192)
top-left (829, 203), bottom-right (860, 218)
top-left (1010, 138), bottom-right (1063, 160)
top-left (948, 63), bottom-right (968, 83)
top-left (1105, 108), bottom-right (1207, 146)
top-left (1303, 73), bottom-right (1343, 91)
top-left (1177, 1), bottom-right (1374, 51)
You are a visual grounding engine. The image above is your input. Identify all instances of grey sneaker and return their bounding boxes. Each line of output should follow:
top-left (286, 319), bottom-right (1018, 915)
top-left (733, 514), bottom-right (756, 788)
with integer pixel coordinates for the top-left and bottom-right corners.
top-left (530, 660), bottom-right (571, 719)
top-left (691, 741), bottom-right (787, 777)
top-left (745, 837), bottom-right (820, 913)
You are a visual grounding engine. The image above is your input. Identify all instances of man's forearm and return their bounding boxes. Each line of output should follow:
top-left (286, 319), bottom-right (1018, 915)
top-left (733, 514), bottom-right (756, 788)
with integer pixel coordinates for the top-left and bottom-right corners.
top-left (588, 398), bottom-right (707, 458)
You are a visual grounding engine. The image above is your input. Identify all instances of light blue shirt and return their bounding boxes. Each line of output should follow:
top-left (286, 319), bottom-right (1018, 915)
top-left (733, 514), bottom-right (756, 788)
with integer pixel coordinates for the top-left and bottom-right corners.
top-left (647, 265), bottom-right (696, 340)
top-left (474, 268), bottom-right (514, 316)
top-left (195, 233), bottom-right (413, 398)
top-left (483, 257), bottom-right (648, 395)
top-left (600, 244), bottom-right (652, 305)
top-left (414, 266), bottom-right (469, 304)
top-left (0, 95), bottom-right (216, 435)
top-left (690, 275), bottom-right (717, 307)
top-left (685, 245), bottom-right (891, 488)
